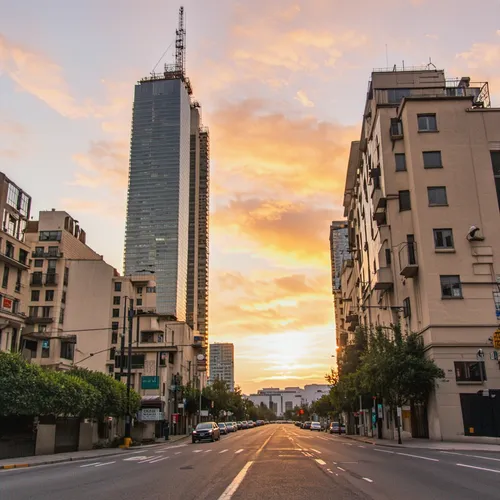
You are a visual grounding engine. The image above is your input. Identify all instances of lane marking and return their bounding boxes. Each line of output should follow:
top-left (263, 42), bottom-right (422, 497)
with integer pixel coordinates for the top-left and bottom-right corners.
top-left (363, 477), bottom-right (373, 483)
top-left (138, 457), bottom-right (157, 463)
top-left (219, 449), bottom-right (228, 454)
top-left (311, 448), bottom-right (321, 454)
top-left (441, 451), bottom-right (500, 463)
top-left (337, 467), bottom-right (346, 471)
top-left (205, 450), bottom-right (212, 453)
top-left (94, 461), bottom-right (116, 467)
top-left (456, 463), bottom-right (500, 474)
top-left (193, 450), bottom-right (203, 453)
top-left (358, 446), bottom-right (365, 448)
top-left (175, 452), bottom-right (182, 455)
top-left (80, 462), bottom-right (101, 467)
top-left (154, 451), bottom-right (166, 454)
top-left (396, 452), bottom-right (439, 462)
top-left (373, 449), bottom-right (394, 454)
top-left (332, 461), bottom-right (337, 465)
top-left (218, 461), bottom-right (254, 500)
top-left (149, 456), bottom-right (169, 464)
top-left (235, 449), bottom-right (244, 454)
top-left (315, 459), bottom-right (326, 465)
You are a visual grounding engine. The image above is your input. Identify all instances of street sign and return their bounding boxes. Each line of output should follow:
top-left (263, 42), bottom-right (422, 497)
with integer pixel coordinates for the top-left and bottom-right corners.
top-left (200, 410), bottom-right (209, 417)
top-left (172, 413), bottom-right (179, 424)
top-left (493, 329), bottom-right (500, 349)
top-left (138, 408), bottom-right (162, 421)
top-left (141, 376), bottom-right (160, 390)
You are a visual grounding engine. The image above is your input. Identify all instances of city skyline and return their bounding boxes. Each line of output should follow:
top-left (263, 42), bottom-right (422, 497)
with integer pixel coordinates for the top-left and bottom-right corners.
top-left (1, 0), bottom-right (500, 393)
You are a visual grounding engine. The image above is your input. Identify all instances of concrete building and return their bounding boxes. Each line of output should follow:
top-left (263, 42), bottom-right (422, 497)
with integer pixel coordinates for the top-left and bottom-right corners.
top-left (108, 273), bottom-right (206, 439)
top-left (209, 343), bottom-right (234, 391)
top-left (248, 385), bottom-right (330, 417)
top-left (338, 66), bottom-right (500, 441)
top-left (186, 104), bottom-right (210, 360)
top-left (0, 173), bottom-right (31, 353)
top-left (330, 221), bottom-right (349, 349)
top-left (23, 210), bottom-right (114, 370)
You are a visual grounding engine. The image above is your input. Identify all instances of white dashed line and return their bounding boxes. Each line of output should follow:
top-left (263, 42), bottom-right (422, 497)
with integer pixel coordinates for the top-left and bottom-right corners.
top-left (315, 459), bottom-right (326, 465)
top-left (311, 448), bottom-right (321, 454)
top-left (95, 461), bottom-right (116, 467)
top-left (219, 449), bottom-right (228, 454)
top-left (337, 467), bottom-right (346, 471)
top-left (396, 452), bottom-right (439, 462)
top-left (80, 462), bottom-right (101, 467)
top-left (441, 452), bottom-right (500, 463)
top-left (193, 450), bottom-right (203, 453)
top-left (175, 452), bottom-right (182, 455)
top-left (456, 463), bottom-right (500, 474)
top-left (205, 450), bottom-right (212, 453)
top-left (149, 456), bottom-right (169, 464)
top-left (363, 477), bottom-right (373, 483)
top-left (218, 461), bottom-right (254, 500)
top-left (358, 445), bottom-right (365, 448)
top-left (235, 449), bottom-right (244, 454)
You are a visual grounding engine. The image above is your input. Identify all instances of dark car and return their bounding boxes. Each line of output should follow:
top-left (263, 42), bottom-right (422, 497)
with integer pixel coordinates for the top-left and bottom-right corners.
top-left (192, 422), bottom-right (220, 443)
top-left (329, 422), bottom-right (346, 434)
top-left (219, 423), bottom-right (228, 435)
top-left (226, 422), bottom-right (236, 433)
top-left (241, 421), bottom-right (248, 429)
top-left (303, 421), bottom-right (312, 430)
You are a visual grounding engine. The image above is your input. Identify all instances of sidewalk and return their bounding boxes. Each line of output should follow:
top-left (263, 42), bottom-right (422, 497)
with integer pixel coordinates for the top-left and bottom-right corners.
top-left (338, 434), bottom-right (500, 452)
top-left (0, 434), bottom-right (189, 470)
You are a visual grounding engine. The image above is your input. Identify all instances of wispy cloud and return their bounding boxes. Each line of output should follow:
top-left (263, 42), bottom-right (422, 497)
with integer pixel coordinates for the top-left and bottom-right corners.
top-left (295, 90), bottom-right (314, 107)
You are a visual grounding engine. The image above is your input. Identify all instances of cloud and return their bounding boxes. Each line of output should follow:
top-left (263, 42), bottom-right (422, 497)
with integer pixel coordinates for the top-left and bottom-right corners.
top-left (0, 119), bottom-right (27, 135)
top-left (71, 140), bottom-right (129, 190)
top-left (209, 99), bottom-right (359, 199)
top-left (0, 149), bottom-right (19, 158)
top-left (425, 34), bottom-right (439, 40)
top-left (295, 90), bottom-right (314, 107)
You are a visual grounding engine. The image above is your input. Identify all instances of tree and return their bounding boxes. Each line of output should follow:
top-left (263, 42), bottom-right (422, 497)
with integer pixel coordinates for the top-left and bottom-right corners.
top-left (202, 379), bottom-right (231, 419)
top-left (311, 395), bottom-right (335, 418)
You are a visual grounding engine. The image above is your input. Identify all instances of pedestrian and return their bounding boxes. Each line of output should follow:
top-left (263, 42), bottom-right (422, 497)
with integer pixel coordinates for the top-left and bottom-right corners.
top-left (163, 420), bottom-right (170, 441)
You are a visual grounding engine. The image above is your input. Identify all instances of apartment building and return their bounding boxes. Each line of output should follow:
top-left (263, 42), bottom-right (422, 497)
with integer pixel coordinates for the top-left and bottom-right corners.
top-left (23, 210), bottom-right (114, 370)
top-left (209, 343), bottom-right (234, 391)
top-left (0, 173), bottom-right (31, 353)
top-left (338, 67), bottom-right (500, 441)
top-left (108, 274), bottom-right (206, 438)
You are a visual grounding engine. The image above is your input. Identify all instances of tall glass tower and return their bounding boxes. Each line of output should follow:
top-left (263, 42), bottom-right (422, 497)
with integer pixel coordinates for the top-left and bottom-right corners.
top-left (124, 74), bottom-right (191, 319)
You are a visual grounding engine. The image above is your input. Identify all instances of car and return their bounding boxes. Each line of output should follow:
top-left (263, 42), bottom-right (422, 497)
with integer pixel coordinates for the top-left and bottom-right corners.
top-left (310, 422), bottom-right (321, 431)
top-left (248, 421), bottom-right (255, 428)
top-left (218, 423), bottom-right (228, 435)
top-left (302, 421), bottom-right (312, 430)
top-left (256, 420), bottom-right (264, 426)
top-left (236, 421), bottom-right (242, 430)
top-left (192, 422), bottom-right (220, 443)
top-left (232, 422), bottom-right (238, 431)
top-left (241, 421), bottom-right (248, 429)
top-left (226, 422), bottom-right (236, 433)
top-left (329, 422), bottom-right (346, 434)
top-left (294, 421), bottom-right (301, 427)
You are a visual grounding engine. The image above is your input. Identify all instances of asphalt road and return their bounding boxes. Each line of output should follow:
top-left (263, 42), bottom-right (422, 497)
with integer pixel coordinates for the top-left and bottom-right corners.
top-left (2, 424), bottom-right (500, 500)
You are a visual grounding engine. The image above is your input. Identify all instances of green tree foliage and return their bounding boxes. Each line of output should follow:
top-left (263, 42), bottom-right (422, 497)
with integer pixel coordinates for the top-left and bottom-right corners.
top-left (202, 379), bottom-right (231, 418)
top-left (311, 394), bottom-right (335, 418)
top-left (0, 352), bottom-right (139, 418)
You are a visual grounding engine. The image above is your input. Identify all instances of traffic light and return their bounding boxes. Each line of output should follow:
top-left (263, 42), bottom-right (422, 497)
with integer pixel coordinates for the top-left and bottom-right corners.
top-left (299, 409), bottom-right (304, 415)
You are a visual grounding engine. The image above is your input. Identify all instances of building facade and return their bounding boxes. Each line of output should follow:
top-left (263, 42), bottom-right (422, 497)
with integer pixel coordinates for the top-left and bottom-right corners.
top-left (124, 73), bottom-right (192, 320)
top-left (209, 343), bottom-right (234, 391)
top-left (0, 173), bottom-right (31, 353)
top-left (337, 67), bottom-right (500, 441)
top-left (23, 210), bottom-right (114, 370)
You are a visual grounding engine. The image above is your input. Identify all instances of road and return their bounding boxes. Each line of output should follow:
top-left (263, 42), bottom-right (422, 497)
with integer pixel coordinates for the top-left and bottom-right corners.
top-left (2, 424), bottom-right (500, 499)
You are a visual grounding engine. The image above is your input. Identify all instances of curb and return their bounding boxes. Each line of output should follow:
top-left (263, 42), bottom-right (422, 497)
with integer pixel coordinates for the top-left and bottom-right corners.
top-left (0, 435), bottom-right (190, 471)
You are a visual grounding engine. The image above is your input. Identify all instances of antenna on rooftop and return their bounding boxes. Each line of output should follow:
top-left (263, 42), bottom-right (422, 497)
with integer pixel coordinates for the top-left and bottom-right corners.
top-left (426, 57), bottom-right (437, 70)
top-left (175, 6), bottom-right (186, 75)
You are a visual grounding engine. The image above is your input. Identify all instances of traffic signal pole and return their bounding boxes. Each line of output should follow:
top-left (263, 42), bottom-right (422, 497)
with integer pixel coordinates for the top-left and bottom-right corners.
top-left (124, 299), bottom-right (134, 446)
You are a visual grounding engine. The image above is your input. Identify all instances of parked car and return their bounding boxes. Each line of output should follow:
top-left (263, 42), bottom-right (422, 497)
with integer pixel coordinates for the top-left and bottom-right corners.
top-left (329, 422), bottom-right (346, 434)
top-left (232, 422), bottom-right (238, 431)
top-left (226, 422), bottom-right (236, 433)
top-left (236, 421), bottom-right (243, 429)
top-left (302, 421), bottom-right (312, 430)
top-left (310, 422), bottom-right (321, 431)
top-left (219, 423), bottom-right (228, 435)
top-left (241, 421), bottom-right (248, 429)
top-left (256, 420), bottom-right (264, 426)
top-left (192, 422), bottom-right (220, 443)
top-left (247, 421), bottom-right (255, 428)
top-left (294, 421), bottom-right (301, 427)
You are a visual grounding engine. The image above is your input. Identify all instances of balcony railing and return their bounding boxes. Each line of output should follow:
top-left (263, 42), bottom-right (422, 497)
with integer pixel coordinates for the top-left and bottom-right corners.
top-left (32, 251), bottom-right (64, 258)
top-left (27, 316), bottom-right (54, 324)
top-left (45, 273), bottom-right (58, 286)
top-left (399, 242), bottom-right (419, 278)
top-left (373, 267), bottom-right (394, 291)
top-left (0, 249), bottom-right (30, 269)
top-left (30, 273), bottom-right (58, 286)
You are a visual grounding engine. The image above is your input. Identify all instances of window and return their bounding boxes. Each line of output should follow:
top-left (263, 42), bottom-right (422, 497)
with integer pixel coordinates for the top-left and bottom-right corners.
top-left (440, 275), bottom-right (462, 299)
top-left (31, 272), bottom-right (43, 285)
top-left (39, 231), bottom-right (61, 242)
top-left (433, 229), bottom-right (454, 249)
top-left (5, 241), bottom-right (14, 258)
top-left (64, 267), bottom-right (69, 286)
top-left (395, 153), bottom-right (406, 172)
top-left (112, 308), bottom-right (120, 317)
top-left (399, 190), bottom-right (411, 211)
top-left (111, 332), bottom-right (118, 344)
top-left (18, 249), bottom-right (28, 265)
top-left (455, 361), bottom-right (486, 382)
top-left (34, 247), bottom-right (44, 257)
top-left (385, 248), bottom-right (392, 266)
top-left (141, 332), bottom-right (155, 343)
top-left (47, 246), bottom-right (59, 257)
top-left (403, 297), bottom-right (411, 318)
top-left (61, 291), bottom-right (66, 304)
top-left (423, 151), bottom-right (442, 168)
top-left (114, 354), bottom-right (145, 369)
top-left (137, 287), bottom-right (143, 294)
top-left (29, 306), bottom-right (39, 318)
top-left (41, 339), bottom-right (50, 358)
top-left (34, 259), bottom-right (43, 268)
top-left (136, 298), bottom-right (143, 306)
top-left (114, 281), bottom-right (122, 292)
top-left (42, 306), bottom-right (52, 318)
top-left (112, 321), bottom-right (119, 332)
top-left (146, 286), bottom-right (156, 293)
top-left (491, 151), bottom-right (500, 211)
top-left (2, 266), bottom-right (9, 288)
top-left (428, 186), bottom-right (448, 206)
top-left (113, 296), bottom-right (121, 305)
top-left (47, 260), bottom-right (57, 272)
top-left (60, 341), bottom-right (74, 360)
top-left (59, 307), bottom-right (65, 324)
top-left (390, 118), bottom-right (403, 137)
top-left (45, 290), bottom-right (55, 301)
top-left (418, 114), bottom-right (437, 132)
top-left (6, 183), bottom-right (19, 209)
top-left (109, 347), bottom-right (116, 360)
top-left (31, 290), bottom-right (40, 301)
top-left (387, 88), bottom-right (411, 104)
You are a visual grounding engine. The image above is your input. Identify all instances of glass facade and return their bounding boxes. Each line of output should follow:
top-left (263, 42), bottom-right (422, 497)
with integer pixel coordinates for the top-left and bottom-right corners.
top-left (124, 77), bottom-right (191, 319)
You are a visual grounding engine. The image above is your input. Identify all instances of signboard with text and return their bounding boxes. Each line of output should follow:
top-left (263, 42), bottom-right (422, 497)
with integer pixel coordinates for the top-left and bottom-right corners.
top-left (138, 408), bottom-right (162, 421)
top-left (493, 329), bottom-right (500, 349)
top-left (141, 376), bottom-right (160, 390)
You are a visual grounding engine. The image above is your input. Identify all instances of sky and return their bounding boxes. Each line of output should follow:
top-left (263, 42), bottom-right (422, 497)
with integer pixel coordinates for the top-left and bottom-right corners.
top-left (1, 0), bottom-right (500, 394)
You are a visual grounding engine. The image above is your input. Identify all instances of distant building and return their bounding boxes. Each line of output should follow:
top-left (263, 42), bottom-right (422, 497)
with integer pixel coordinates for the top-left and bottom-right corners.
top-left (0, 173), bottom-right (31, 353)
top-left (248, 385), bottom-right (330, 417)
top-left (209, 343), bottom-right (234, 391)
top-left (329, 221), bottom-right (349, 293)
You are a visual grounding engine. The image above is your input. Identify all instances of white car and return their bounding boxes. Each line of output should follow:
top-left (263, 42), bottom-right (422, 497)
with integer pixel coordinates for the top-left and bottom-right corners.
top-left (310, 422), bottom-right (321, 431)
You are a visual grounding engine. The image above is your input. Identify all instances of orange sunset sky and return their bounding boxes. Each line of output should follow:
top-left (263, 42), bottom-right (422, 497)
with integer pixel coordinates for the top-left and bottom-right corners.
top-left (1, 0), bottom-right (499, 393)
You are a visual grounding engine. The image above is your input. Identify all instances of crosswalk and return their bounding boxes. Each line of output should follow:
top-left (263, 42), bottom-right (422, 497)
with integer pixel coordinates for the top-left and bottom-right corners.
top-left (79, 447), bottom-right (247, 469)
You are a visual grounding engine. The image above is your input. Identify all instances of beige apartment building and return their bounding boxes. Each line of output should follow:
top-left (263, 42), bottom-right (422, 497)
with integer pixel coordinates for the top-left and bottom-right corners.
top-left (23, 210), bottom-right (114, 369)
top-left (0, 173), bottom-right (31, 353)
top-left (337, 67), bottom-right (500, 442)
top-left (108, 274), bottom-right (206, 439)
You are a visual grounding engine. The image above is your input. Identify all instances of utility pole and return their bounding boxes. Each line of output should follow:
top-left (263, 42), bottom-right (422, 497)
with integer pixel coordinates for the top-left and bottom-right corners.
top-left (119, 297), bottom-right (127, 380)
top-left (124, 299), bottom-right (134, 446)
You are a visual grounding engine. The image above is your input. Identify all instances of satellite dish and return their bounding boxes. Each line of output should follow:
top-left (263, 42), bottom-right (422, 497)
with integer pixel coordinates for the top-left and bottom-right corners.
top-left (197, 354), bottom-right (205, 361)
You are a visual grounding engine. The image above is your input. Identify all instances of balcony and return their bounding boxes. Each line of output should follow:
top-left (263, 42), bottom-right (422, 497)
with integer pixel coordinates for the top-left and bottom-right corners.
top-left (45, 273), bottom-right (58, 286)
top-left (27, 316), bottom-right (54, 325)
top-left (373, 267), bottom-right (394, 291)
top-left (30, 273), bottom-right (58, 286)
top-left (0, 249), bottom-right (29, 270)
top-left (399, 242), bottom-right (419, 278)
top-left (31, 250), bottom-right (64, 258)
top-left (346, 309), bottom-right (359, 325)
